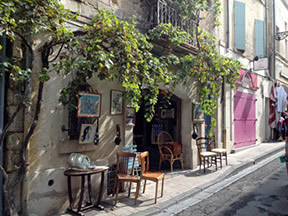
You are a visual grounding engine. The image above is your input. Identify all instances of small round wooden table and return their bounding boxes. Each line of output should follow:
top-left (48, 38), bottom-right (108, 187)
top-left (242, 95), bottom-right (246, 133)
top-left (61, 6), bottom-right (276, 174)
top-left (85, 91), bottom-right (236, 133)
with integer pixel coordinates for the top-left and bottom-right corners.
top-left (64, 168), bottom-right (107, 216)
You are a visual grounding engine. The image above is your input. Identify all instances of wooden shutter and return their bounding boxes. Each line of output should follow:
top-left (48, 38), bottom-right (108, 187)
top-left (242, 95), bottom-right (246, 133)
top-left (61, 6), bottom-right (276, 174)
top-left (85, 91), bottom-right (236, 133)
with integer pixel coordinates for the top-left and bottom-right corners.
top-left (255, 19), bottom-right (264, 58)
top-left (234, 1), bottom-right (246, 51)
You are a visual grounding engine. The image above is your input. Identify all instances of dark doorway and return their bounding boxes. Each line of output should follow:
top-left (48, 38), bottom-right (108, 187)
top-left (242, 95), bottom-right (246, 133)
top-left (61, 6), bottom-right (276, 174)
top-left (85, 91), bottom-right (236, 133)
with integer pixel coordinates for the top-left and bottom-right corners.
top-left (133, 91), bottom-right (181, 169)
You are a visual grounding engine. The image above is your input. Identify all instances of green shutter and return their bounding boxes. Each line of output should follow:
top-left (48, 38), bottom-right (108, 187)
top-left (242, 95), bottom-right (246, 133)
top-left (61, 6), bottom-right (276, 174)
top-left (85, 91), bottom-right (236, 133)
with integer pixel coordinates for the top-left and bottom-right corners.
top-left (255, 19), bottom-right (264, 58)
top-left (234, 1), bottom-right (246, 51)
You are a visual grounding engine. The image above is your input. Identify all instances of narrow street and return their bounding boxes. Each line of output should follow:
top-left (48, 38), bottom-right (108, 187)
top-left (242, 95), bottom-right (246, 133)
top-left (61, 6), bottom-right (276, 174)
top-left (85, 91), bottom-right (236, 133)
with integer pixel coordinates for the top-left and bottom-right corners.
top-left (176, 158), bottom-right (288, 216)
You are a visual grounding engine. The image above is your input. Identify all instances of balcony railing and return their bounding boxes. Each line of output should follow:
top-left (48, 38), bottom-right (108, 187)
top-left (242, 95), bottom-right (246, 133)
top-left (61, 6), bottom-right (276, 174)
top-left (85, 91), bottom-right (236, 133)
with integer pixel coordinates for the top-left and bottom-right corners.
top-left (149, 0), bottom-right (197, 50)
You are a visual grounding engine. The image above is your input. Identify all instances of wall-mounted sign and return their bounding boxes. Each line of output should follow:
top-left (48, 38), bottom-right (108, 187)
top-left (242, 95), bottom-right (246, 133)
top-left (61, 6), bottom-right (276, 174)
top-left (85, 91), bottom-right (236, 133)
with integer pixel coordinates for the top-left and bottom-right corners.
top-left (254, 57), bottom-right (268, 71)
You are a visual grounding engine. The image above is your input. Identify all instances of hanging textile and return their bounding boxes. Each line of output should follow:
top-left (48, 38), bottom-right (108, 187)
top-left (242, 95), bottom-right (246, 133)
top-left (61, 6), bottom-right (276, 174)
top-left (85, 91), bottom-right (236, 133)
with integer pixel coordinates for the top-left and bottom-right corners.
top-left (277, 86), bottom-right (287, 113)
top-left (269, 86), bottom-right (277, 128)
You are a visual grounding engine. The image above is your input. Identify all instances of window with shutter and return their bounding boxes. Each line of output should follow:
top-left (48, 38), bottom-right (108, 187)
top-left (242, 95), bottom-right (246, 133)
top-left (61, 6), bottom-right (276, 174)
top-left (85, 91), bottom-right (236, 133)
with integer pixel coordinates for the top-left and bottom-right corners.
top-left (255, 19), bottom-right (264, 58)
top-left (234, 1), bottom-right (246, 51)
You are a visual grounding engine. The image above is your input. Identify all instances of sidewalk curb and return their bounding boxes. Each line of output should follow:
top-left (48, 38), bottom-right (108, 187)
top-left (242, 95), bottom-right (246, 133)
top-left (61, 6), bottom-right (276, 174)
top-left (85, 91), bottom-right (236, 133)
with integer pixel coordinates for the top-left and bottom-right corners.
top-left (133, 143), bottom-right (285, 216)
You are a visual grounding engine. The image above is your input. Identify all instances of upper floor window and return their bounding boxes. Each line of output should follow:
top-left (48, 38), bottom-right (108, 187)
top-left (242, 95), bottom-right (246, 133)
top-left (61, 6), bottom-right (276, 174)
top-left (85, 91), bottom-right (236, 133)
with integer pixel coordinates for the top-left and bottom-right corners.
top-left (254, 19), bottom-right (264, 58)
top-left (234, 1), bottom-right (246, 51)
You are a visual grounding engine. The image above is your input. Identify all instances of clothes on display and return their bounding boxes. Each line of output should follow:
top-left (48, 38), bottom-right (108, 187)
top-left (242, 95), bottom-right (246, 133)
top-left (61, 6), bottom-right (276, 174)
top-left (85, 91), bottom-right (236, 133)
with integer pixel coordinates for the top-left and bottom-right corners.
top-left (276, 86), bottom-right (287, 113)
top-left (269, 86), bottom-right (277, 128)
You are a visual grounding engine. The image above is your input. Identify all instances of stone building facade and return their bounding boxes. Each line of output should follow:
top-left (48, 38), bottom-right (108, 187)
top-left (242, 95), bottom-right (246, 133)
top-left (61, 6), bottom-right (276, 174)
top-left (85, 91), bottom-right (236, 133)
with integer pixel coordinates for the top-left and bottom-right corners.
top-left (9, 0), bottom-right (204, 215)
top-left (3, 0), bottom-right (288, 215)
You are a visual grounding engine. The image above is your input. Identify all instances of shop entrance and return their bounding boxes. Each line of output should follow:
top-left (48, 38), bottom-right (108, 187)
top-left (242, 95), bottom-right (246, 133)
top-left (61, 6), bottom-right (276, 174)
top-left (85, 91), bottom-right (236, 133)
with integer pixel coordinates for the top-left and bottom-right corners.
top-left (133, 92), bottom-right (181, 169)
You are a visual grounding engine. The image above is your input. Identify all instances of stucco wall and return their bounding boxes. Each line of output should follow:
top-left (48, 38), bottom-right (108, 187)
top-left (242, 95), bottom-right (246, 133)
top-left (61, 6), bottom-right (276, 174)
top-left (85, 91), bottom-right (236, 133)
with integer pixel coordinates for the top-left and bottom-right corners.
top-left (22, 0), bottom-right (203, 215)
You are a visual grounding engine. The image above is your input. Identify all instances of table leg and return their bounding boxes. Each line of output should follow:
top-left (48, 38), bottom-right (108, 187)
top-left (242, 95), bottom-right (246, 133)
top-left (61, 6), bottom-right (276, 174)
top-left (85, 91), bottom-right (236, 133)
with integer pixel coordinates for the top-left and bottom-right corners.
top-left (95, 171), bottom-right (105, 210)
top-left (77, 175), bottom-right (85, 213)
top-left (88, 174), bottom-right (92, 204)
top-left (67, 176), bottom-right (74, 210)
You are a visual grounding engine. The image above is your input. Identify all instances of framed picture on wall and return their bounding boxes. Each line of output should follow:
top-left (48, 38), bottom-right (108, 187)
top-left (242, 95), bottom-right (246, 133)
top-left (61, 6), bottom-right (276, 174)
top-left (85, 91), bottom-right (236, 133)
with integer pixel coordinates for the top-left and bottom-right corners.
top-left (79, 124), bottom-right (97, 144)
top-left (192, 103), bottom-right (204, 121)
top-left (77, 91), bottom-right (101, 118)
top-left (125, 106), bottom-right (136, 126)
top-left (110, 90), bottom-right (123, 115)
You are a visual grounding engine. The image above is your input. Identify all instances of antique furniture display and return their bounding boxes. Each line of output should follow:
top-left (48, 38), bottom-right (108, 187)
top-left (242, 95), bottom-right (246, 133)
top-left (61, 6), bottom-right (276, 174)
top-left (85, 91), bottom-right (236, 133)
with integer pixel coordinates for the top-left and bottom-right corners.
top-left (157, 131), bottom-right (184, 172)
top-left (64, 168), bottom-right (107, 216)
top-left (140, 151), bottom-right (165, 204)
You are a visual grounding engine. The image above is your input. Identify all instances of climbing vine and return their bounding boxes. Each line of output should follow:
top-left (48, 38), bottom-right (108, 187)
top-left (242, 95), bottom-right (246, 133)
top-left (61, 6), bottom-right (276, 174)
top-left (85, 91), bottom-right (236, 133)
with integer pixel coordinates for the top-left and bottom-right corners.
top-left (0, 1), bottom-right (239, 214)
top-left (55, 10), bottom-right (241, 129)
top-left (170, 0), bottom-right (222, 26)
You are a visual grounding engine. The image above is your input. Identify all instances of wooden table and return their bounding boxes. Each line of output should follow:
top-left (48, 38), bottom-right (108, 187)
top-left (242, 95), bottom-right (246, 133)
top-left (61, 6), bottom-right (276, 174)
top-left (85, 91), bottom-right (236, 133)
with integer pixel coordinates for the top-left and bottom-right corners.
top-left (64, 168), bottom-right (107, 216)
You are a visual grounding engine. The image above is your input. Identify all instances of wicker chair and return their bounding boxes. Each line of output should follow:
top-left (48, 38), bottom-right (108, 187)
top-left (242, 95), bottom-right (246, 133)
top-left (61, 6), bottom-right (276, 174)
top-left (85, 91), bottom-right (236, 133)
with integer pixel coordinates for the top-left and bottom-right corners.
top-left (157, 131), bottom-right (184, 172)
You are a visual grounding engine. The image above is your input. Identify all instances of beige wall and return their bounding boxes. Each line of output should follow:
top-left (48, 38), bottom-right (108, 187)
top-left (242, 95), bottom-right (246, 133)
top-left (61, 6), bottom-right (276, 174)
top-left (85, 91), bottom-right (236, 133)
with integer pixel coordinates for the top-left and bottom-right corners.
top-left (23, 0), bottom-right (203, 214)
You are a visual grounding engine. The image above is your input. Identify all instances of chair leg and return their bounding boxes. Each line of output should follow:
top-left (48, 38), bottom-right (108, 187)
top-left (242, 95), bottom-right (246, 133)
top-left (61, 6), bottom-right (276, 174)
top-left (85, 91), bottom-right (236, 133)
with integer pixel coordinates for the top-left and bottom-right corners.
top-left (170, 159), bottom-right (174, 172)
top-left (180, 157), bottom-right (184, 170)
top-left (143, 179), bottom-right (147, 193)
top-left (128, 182), bottom-right (132, 197)
top-left (113, 178), bottom-right (117, 197)
top-left (219, 154), bottom-right (222, 169)
top-left (203, 158), bottom-right (206, 173)
top-left (115, 180), bottom-right (120, 205)
top-left (161, 177), bottom-right (164, 197)
top-left (155, 181), bottom-right (158, 204)
top-left (215, 156), bottom-right (218, 171)
top-left (135, 181), bottom-right (140, 205)
top-left (225, 153), bottom-right (228, 165)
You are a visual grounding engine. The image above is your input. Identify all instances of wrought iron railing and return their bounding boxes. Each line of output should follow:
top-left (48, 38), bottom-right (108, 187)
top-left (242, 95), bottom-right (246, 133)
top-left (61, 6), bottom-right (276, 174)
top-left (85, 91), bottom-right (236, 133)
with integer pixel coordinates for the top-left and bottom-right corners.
top-left (149, 0), bottom-right (197, 49)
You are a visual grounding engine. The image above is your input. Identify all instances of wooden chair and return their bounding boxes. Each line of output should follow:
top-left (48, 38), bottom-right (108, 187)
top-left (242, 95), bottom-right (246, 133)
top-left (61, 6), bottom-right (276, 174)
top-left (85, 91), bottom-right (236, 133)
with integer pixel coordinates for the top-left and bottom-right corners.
top-left (113, 152), bottom-right (140, 205)
top-left (196, 137), bottom-right (218, 173)
top-left (209, 136), bottom-right (228, 168)
top-left (140, 151), bottom-right (164, 204)
top-left (157, 131), bottom-right (184, 172)
top-left (122, 145), bottom-right (141, 176)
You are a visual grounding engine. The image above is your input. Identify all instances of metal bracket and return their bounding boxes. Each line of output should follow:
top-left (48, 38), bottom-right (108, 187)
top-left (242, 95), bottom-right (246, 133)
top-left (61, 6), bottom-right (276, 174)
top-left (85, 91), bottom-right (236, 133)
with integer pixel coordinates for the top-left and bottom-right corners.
top-left (275, 31), bottom-right (288, 41)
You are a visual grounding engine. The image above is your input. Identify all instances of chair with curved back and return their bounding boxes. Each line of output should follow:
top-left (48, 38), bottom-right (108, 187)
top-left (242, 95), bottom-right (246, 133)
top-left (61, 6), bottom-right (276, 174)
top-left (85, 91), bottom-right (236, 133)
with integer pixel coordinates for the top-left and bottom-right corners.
top-left (113, 152), bottom-right (141, 205)
top-left (140, 151), bottom-right (165, 204)
top-left (196, 137), bottom-right (218, 173)
top-left (157, 131), bottom-right (184, 172)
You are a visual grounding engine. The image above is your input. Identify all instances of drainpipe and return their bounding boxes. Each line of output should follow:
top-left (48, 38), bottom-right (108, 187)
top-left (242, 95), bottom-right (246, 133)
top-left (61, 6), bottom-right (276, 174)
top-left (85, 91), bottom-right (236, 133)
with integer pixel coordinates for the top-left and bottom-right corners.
top-left (222, 0), bottom-right (230, 149)
top-left (265, 0), bottom-right (268, 57)
top-left (226, 0), bottom-right (230, 49)
top-left (273, 0), bottom-right (276, 79)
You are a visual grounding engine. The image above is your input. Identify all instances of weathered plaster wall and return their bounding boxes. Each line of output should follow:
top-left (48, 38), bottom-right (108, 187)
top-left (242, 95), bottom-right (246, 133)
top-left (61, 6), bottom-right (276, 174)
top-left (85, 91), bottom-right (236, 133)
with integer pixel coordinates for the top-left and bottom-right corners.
top-left (22, 0), bottom-right (202, 215)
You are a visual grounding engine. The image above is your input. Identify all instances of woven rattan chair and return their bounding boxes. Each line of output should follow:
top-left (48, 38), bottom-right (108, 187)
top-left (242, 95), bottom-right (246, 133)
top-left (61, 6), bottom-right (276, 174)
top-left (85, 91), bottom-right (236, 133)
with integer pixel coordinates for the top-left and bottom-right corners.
top-left (157, 131), bottom-right (184, 172)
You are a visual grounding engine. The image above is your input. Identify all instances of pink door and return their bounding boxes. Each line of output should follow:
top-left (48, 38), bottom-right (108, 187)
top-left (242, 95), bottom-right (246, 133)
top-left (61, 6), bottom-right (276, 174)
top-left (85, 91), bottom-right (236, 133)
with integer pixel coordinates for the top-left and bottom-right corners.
top-left (234, 91), bottom-right (257, 148)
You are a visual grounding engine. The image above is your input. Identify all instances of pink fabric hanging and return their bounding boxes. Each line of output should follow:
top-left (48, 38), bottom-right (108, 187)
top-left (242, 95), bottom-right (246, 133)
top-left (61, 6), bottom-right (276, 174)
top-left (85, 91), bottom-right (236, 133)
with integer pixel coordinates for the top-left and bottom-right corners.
top-left (269, 86), bottom-right (277, 127)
